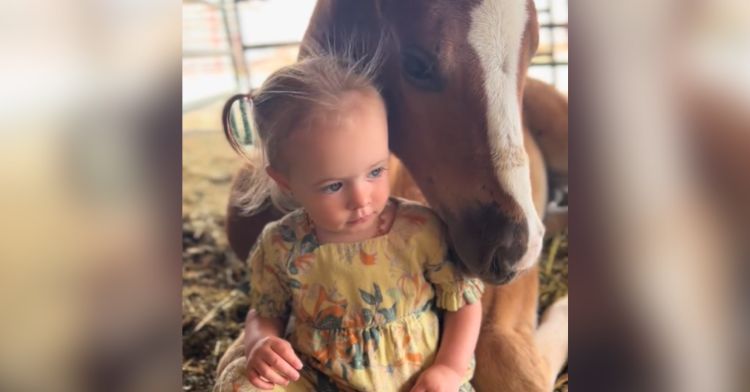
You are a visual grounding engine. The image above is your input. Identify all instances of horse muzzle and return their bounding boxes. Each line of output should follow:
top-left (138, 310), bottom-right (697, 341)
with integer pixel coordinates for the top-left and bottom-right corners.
top-left (448, 202), bottom-right (540, 285)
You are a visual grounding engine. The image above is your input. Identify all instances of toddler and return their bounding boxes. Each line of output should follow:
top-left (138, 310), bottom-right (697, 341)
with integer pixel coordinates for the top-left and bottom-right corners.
top-left (215, 54), bottom-right (484, 392)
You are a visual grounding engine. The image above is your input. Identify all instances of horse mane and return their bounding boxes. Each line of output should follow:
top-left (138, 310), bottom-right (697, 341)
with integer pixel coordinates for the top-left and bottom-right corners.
top-left (223, 31), bottom-right (389, 217)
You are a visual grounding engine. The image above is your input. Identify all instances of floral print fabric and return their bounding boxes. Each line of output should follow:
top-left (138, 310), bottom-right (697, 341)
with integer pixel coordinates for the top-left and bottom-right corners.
top-left (244, 198), bottom-right (484, 391)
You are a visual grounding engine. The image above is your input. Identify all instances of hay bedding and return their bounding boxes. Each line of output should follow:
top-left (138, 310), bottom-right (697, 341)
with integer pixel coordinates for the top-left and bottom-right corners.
top-left (182, 132), bottom-right (568, 391)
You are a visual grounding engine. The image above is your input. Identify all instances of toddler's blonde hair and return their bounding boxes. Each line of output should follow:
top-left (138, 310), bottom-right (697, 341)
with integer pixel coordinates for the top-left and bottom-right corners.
top-left (227, 42), bottom-right (384, 215)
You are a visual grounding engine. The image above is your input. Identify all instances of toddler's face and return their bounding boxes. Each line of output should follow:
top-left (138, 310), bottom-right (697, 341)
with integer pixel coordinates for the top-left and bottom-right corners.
top-left (279, 89), bottom-right (391, 242)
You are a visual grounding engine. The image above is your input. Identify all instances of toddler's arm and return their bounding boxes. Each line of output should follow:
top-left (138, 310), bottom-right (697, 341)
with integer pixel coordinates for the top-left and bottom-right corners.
top-left (433, 301), bottom-right (482, 375)
top-left (411, 301), bottom-right (482, 392)
top-left (243, 309), bottom-right (303, 389)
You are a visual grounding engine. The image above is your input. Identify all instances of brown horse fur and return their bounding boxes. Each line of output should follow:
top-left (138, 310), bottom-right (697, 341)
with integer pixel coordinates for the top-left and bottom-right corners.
top-left (219, 1), bottom-right (568, 391)
top-left (523, 78), bottom-right (568, 192)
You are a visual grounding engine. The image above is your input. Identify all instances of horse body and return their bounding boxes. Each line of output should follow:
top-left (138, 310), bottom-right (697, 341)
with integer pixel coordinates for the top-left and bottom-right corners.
top-left (221, 1), bottom-right (568, 390)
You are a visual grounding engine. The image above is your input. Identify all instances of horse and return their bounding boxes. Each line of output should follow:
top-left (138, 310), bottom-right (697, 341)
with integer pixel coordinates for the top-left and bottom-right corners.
top-left (218, 0), bottom-right (568, 390)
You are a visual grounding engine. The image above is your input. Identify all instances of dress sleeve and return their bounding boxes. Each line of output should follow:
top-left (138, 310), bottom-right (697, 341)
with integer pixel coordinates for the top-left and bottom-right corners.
top-left (420, 213), bottom-right (485, 312)
top-left (247, 223), bottom-right (292, 319)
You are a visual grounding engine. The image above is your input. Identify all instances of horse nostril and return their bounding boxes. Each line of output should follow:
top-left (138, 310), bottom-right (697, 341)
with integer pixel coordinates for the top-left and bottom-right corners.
top-left (483, 226), bottom-right (527, 284)
top-left (451, 201), bottom-right (530, 284)
top-left (485, 247), bottom-right (517, 285)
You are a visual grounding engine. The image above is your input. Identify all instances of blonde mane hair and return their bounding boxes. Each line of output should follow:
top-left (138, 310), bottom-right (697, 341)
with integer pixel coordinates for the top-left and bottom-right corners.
top-left (225, 39), bottom-right (385, 216)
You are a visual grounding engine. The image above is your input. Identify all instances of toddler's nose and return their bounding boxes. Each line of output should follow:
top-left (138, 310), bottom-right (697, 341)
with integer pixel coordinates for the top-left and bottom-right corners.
top-left (348, 183), bottom-right (370, 210)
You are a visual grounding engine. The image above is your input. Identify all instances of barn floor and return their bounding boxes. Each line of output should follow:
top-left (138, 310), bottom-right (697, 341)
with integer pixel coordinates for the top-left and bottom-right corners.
top-left (182, 130), bottom-right (568, 391)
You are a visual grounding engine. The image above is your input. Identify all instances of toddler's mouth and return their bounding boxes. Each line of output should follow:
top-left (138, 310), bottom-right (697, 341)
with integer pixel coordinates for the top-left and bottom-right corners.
top-left (347, 213), bottom-right (374, 225)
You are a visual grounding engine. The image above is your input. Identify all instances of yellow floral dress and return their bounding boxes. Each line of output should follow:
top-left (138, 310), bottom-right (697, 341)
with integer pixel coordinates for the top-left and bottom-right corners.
top-left (215, 198), bottom-right (484, 392)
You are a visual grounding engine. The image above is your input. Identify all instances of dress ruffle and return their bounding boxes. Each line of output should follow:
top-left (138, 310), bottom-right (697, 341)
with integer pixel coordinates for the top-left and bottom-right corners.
top-left (434, 278), bottom-right (485, 312)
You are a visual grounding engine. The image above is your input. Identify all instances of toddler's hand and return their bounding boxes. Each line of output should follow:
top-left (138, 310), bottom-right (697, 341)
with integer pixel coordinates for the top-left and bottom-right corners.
top-left (245, 336), bottom-right (303, 390)
top-left (410, 364), bottom-right (463, 392)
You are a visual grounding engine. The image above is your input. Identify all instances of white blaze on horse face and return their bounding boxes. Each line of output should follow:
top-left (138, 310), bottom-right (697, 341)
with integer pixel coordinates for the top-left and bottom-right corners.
top-left (469, 0), bottom-right (544, 271)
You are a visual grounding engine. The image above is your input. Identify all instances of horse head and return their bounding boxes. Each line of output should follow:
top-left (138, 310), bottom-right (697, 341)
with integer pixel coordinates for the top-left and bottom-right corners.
top-left (300, 0), bottom-right (545, 284)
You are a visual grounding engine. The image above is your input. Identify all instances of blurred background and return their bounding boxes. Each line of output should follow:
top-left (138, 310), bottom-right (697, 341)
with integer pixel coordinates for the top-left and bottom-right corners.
top-left (0, 1), bottom-right (182, 391)
top-left (572, 1), bottom-right (750, 391)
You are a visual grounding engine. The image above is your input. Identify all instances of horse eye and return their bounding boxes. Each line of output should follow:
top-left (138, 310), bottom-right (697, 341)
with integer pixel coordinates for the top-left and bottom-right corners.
top-left (400, 47), bottom-right (443, 91)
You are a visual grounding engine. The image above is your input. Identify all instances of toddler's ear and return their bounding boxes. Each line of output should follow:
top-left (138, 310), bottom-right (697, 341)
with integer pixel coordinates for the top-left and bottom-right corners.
top-left (266, 166), bottom-right (291, 193)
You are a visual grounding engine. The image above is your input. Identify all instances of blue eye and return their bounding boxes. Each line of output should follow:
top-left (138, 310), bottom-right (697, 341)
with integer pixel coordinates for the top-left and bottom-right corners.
top-left (322, 182), bottom-right (343, 193)
top-left (368, 167), bottom-right (385, 178)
